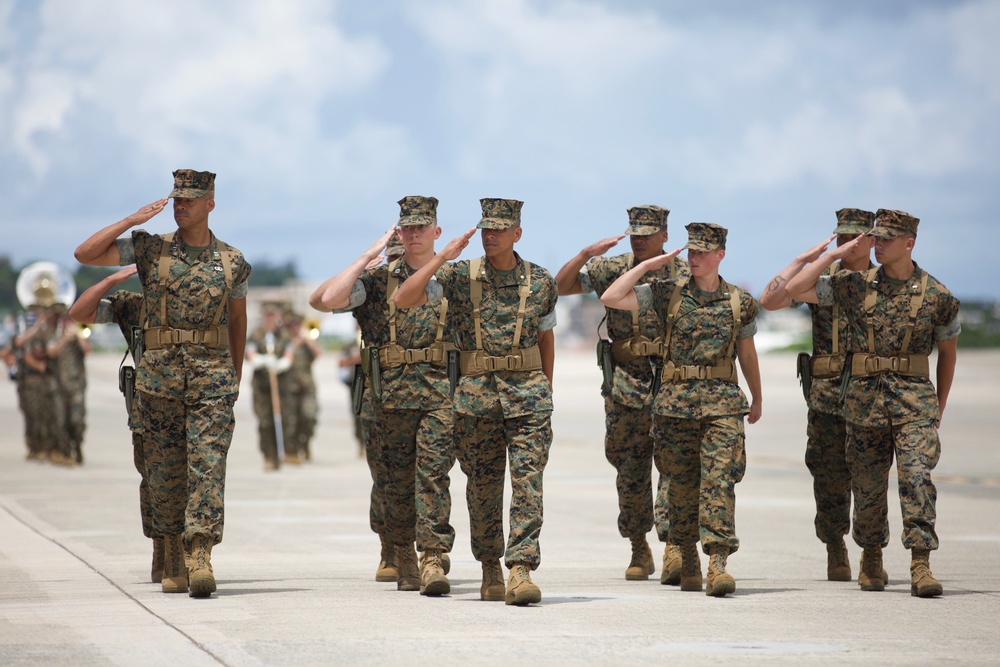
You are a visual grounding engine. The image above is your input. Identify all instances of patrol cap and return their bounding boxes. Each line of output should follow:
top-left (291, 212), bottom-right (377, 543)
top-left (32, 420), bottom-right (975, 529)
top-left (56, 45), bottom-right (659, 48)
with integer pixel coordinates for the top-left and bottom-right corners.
top-left (869, 209), bottom-right (919, 239)
top-left (477, 198), bottom-right (523, 230)
top-left (625, 205), bottom-right (670, 236)
top-left (397, 196), bottom-right (438, 227)
top-left (385, 229), bottom-right (405, 258)
top-left (169, 169), bottom-right (216, 199)
top-left (684, 222), bottom-right (728, 252)
top-left (833, 208), bottom-right (875, 235)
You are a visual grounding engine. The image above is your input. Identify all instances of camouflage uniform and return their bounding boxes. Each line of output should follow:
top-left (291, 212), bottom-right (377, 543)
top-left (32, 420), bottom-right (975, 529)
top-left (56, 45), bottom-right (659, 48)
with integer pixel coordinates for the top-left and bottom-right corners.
top-left (581, 242), bottom-right (689, 542)
top-left (18, 327), bottom-right (66, 460)
top-left (635, 225), bottom-right (759, 555)
top-left (433, 238), bottom-right (558, 569)
top-left (247, 325), bottom-right (294, 464)
top-left (359, 385), bottom-right (387, 536)
top-left (285, 334), bottom-right (319, 459)
top-left (337, 203), bottom-right (456, 556)
top-left (820, 239), bottom-right (960, 552)
top-left (115, 228), bottom-right (251, 545)
top-left (52, 327), bottom-right (88, 461)
top-left (96, 290), bottom-right (155, 539)
top-left (802, 209), bottom-right (876, 546)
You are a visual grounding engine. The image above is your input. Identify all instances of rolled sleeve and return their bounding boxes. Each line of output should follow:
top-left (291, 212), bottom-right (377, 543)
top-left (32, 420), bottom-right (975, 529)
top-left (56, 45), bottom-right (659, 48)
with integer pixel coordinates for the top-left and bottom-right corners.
top-left (634, 283), bottom-right (653, 310)
top-left (815, 275), bottom-right (834, 307)
top-left (538, 309), bottom-right (557, 332)
top-left (935, 316), bottom-right (961, 343)
top-left (578, 266), bottom-right (595, 294)
top-left (230, 280), bottom-right (248, 301)
top-left (115, 238), bottom-right (135, 265)
top-left (331, 279), bottom-right (367, 314)
top-left (94, 299), bottom-right (114, 324)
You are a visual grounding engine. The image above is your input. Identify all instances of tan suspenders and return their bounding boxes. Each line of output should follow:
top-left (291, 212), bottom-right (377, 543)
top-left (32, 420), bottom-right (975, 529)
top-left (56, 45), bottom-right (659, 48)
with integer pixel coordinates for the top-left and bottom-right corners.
top-left (850, 267), bottom-right (931, 377)
top-left (458, 257), bottom-right (543, 376)
top-left (658, 279), bottom-right (740, 384)
top-left (809, 261), bottom-right (846, 379)
top-left (378, 258), bottom-right (453, 368)
top-left (144, 232), bottom-right (233, 350)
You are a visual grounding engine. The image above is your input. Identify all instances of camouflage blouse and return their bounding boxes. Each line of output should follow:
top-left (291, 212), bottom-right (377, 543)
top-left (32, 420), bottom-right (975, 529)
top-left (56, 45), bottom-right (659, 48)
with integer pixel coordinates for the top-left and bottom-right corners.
top-left (637, 276), bottom-right (759, 420)
top-left (581, 252), bottom-right (690, 409)
top-left (433, 253), bottom-right (558, 419)
top-left (116, 229), bottom-right (251, 401)
top-left (339, 259), bottom-right (451, 411)
top-left (820, 263), bottom-right (960, 428)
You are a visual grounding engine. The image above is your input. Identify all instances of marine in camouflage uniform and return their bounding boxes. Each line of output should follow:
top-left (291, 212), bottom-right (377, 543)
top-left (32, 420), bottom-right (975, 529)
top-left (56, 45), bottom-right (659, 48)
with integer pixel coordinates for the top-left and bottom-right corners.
top-left (71, 265), bottom-right (165, 583)
top-left (74, 169), bottom-right (251, 598)
top-left (602, 222), bottom-right (763, 598)
top-left (393, 198), bottom-right (557, 607)
top-left (787, 209), bottom-right (960, 598)
top-left (246, 305), bottom-right (295, 470)
top-left (311, 197), bottom-right (456, 596)
top-left (49, 313), bottom-right (90, 464)
top-left (555, 204), bottom-right (690, 583)
top-left (759, 208), bottom-right (875, 581)
top-left (15, 309), bottom-right (69, 464)
top-left (283, 311), bottom-right (321, 463)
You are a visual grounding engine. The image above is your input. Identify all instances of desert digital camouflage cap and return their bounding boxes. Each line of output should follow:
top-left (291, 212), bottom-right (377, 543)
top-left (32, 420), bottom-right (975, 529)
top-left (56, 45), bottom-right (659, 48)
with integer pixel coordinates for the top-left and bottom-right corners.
top-left (625, 205), bottom-right (670, 236)
top-left (477, 198), bottom-right (523, 230)
top-left (397, 196), bottom-right (439, 226)
top-left (385, 229), bottom-right (405, 258)
top-left (869, 209), bottom-right (919, 239)
top-left (833, 208), bottom-right (875, 235)
top-left (169, 169), bottom-right (216, 198)
top-left (684, 222), bottom-right (728, 252)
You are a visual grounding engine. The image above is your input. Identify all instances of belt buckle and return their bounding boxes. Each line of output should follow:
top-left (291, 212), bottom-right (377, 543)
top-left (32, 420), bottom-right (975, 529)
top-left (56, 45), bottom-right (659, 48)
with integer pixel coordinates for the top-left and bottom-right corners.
top-left (890, 357), bottom-right (901, 371)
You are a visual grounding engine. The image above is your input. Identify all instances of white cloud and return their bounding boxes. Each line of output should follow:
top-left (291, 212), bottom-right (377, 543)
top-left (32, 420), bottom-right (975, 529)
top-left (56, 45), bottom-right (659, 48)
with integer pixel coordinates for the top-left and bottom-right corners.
top-left (6, 0), bottom-right (394, 184)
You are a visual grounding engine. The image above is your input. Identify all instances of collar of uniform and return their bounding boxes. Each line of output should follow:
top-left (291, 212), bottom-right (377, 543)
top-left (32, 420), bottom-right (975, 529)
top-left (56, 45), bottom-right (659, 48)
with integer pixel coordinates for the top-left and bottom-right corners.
top-left (685, 276), bottom-right (732, 305)
top-left (872, 262), bottom-right (924, 294)
top-left (475, 251), bottom-right (528, 288)
top-left (389, 257), bottom-right (412, 278)
top-left (171, 231), bottom-right (219, 264)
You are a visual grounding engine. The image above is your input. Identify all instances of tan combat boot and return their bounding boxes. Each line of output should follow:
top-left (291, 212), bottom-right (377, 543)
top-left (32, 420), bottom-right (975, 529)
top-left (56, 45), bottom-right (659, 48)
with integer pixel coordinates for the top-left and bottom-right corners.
top-left (419, 550), bottom-right (451, 596)
top-left (395, 544), bottom-right (420, 592)
top-left (421, 550), bottom-right (451, 575)
top-left (679, 543), bottom-right (703, 592)
top-left (161, 534), bottom-right (188, 594)
top-left (625, 536), bottom-right (655, 581)
top-left (376, 534), bottom-right (398, 582)
top-left (827, 538), bottom-right (852, 581)
top-left (505, 563), bottom-right (542, 606)
top-left (151, 537), bottom-right (165, 584)
top-left (480, 560), bottom-right (506, 601)
top-left (858, 546), bottom-right (885, 592)
top-left (188, 534), bottom-right (217, 598)
top-left (661, 543), bottom-right (682, 585)
top-left (705, 545), bottom-right (736, 597)
top-left (910, 548), bottom-right (943, 598)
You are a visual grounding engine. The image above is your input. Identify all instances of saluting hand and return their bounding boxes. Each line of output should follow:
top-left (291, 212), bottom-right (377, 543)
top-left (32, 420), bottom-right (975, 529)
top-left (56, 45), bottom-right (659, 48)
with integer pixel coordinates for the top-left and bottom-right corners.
top-left (108, 265), bottom-right (138, 285)
top-left (825, 234), bottom-right (866, 261)
top-left (441, 228), bottom-right (477, 261)
top-left (799, 235), bottom-right (836, 263)
top-left (639, 247), bottom-right (683, 272)
top-left (364, 227), bottom-right (399, 260)
top-left (128, 198), bottom-right (168, 226)
top-left (582, 234), bottom-right (626, 259)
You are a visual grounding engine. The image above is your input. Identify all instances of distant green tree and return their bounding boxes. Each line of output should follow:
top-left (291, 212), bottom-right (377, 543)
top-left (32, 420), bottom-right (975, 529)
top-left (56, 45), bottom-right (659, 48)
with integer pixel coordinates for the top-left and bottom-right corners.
top-left (248, 259), bottom-right (298, 287)
top-left (0, 256), bottom-right (17, 315)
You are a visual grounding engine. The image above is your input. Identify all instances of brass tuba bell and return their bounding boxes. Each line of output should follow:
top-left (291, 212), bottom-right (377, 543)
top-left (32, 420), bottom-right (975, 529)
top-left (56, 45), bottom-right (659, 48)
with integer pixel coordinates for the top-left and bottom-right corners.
top-left (16, 261), bottom-right (76, 309)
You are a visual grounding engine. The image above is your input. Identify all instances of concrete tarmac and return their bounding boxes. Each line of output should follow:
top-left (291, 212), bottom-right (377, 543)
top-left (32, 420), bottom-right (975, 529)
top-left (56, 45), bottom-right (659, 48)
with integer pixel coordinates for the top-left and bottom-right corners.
top-left (2, 348), bottom-right (999, 666)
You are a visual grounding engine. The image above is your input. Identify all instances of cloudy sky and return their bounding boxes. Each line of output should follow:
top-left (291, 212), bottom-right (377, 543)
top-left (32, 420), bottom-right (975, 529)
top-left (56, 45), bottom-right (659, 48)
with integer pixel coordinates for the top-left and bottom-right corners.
top-left (2, 0), bottom-right (997, 299)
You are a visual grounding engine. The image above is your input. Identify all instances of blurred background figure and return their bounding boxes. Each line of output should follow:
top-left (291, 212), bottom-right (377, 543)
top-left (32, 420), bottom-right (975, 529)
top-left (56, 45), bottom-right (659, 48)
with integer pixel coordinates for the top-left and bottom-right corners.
top-left (245, 302), bottom-right (294, 471)
top-left (49, 311), bottom-right (91, 464)
top-left (283, 309), bottom-right (322, 463)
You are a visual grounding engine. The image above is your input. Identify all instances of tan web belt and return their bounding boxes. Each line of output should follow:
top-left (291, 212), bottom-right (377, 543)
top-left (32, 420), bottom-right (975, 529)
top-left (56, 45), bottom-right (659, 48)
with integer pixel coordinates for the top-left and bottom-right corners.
top-left (145, 325), bottom-right (229, 350)
top-left (378, 342), bottom-right (454, 368)
top-left (661, 360), bottom-right (737, 383)
top-left (851, 353), bottom-right (929, 378)
top-left (810, 354), bottom-right (845, 379)
top-left (611, 337), bottom-right (664, 363)
top-left (459, 345), bottom-right (542, 376)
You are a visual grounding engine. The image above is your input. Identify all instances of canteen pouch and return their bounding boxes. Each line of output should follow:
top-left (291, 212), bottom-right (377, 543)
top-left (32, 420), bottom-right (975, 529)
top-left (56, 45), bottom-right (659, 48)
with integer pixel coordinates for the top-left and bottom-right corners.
top-left (796, 352), bottom-right (812, 403)
top-left (447, 349), bottom-right (460, 400)
top-left (350, 364), bottom-right (365, 416)
top-left (367, 346), bottom-right (382, 400)
top-left (119, 365), bottom-right (136, 419)
top-left (597, 339), bottom-right (614, 393)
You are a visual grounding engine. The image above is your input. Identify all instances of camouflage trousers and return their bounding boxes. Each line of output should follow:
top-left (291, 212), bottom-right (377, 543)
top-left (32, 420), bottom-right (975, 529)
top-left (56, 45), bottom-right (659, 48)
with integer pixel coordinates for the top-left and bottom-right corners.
top-left (604, 397), bottom-right (670, 541)
top-left (20, 374), bottom-right (68, 457)
top-left (846, 420), bottom-right (940, 551)
top-left (132, 430), bottom-right (155, 538)
top-left (360, 409), bottom-right (386, 535)
top-left (141, 392), bottom-right (235, 544)
top-left (285, 386), bottom-right (318, 456)
top-left (653, 414), bottom-right (746, 553)
top-left (58, 386), bottom-right (86, 455)
top-left (376, 405), bottom-right (456, 553)
top-left (805, 409), bottom-right (851, 544)
top-left (252, 379), bottom-right (293, 461)
top-left (454, 410), bottom-right (552, 569)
